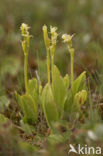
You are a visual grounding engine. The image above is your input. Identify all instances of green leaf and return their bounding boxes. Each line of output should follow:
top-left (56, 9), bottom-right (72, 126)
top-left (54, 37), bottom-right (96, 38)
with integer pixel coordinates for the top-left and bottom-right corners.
top-left (28, 78), bottom-right (38, 94)
top-left (41, 83), bottom-right (59, 129)
top-left (72, 71), bottom-right (86, 96)
top-left (15, 88), bottom-right (38, 125)
top-left (21, 94), bottom-right (38, 124)
top-left (64, 71), bottom-right (86, 113)
top-left (63, 74), bottom-right (69, 90)
top-left (28, 78), bottom-right (38, 106)
top-left (0, 96), bottom-right (10, 113)
top-left (52, 65), bottom-right (68, 117)
top-left (64, 91), bottom-right (73, 113)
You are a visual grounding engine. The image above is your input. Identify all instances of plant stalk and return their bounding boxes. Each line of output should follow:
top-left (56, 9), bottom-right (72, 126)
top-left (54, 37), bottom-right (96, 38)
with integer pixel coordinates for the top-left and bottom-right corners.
top-left (71, 54), bottom-right (74, 89)
top-left (24, 53), bottom-right (29, 93)
top-left (51, 55), bottom-right (54, 82)
top-left (47, 49), bottom-right (50, 83)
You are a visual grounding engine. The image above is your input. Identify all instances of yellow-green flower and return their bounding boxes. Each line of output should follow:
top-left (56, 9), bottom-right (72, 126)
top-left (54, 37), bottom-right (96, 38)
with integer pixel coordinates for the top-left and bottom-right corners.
top-left (62, 34), bottom-right (74, 43)
top-left (50, 26), bottom-right (58, 45)
top-left (20, 23), bottom-right (31, 55)
top-left (50, 26), bottom-right (57, 34)
top-left (20, 23), bottom-right (30, 36)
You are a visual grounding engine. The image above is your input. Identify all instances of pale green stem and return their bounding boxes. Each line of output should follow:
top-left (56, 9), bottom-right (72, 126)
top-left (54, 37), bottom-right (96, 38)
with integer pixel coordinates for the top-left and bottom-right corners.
top-left (71, 54), bottom-right (74, 89)
top-left (24, 53), bottom-right (29, 93)
top-left (47, 48), bottom-right (50, 83)
top-left (51, 55), bottom-right (54, 82)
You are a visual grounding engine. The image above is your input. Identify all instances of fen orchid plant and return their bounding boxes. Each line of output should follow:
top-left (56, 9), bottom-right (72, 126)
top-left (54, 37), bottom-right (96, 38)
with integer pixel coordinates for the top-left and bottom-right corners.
top-left (16, 24), bottom-right (38, 125)
top-left (16, 23), bottom-right (87, 133)
top-left (20, 23), bottom-right (30, 93)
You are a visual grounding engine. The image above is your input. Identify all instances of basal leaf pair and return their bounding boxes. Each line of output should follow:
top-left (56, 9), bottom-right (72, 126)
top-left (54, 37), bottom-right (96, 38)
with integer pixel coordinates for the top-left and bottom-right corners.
top-left (41, 65), bottom-right (69, 129)
top-left (16, 78), bottom-right (38, 125)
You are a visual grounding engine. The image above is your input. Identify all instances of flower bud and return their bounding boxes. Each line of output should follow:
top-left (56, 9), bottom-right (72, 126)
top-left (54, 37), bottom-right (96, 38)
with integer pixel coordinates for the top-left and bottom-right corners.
top-left (74, 90), bottom-right (87, 106)
top-left (42, 25), bottom-right (50, 50)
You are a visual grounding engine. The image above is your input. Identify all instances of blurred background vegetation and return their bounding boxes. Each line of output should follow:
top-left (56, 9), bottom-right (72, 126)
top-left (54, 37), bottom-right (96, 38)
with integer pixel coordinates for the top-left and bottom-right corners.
top-left (0, 0), bottom-right (103, 155)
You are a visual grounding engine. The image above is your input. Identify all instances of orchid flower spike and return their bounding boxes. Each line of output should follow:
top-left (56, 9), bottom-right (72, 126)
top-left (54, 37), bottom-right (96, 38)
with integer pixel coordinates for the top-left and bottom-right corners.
top-left (20, 23), bottom-right (30, 36)
top-left (50, 26), bottom-right (58, 46)
top-left (62, 34), bottom-right (74, 43)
